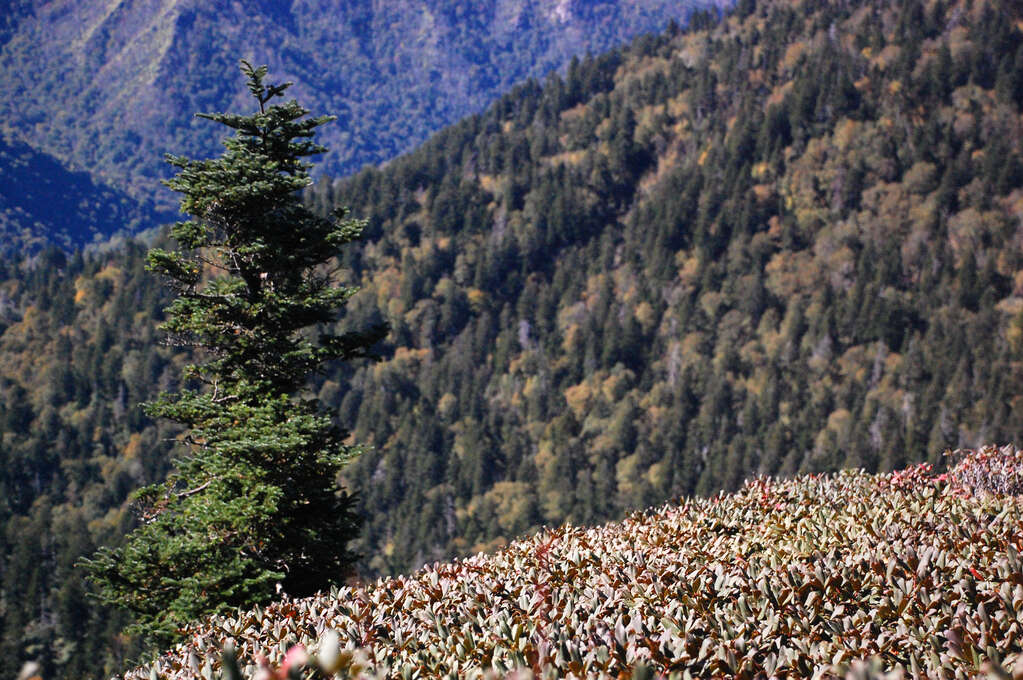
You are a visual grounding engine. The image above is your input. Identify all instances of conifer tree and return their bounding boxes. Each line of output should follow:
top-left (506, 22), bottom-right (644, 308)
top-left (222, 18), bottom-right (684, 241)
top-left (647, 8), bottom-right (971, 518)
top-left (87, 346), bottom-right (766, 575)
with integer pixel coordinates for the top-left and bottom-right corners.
top-left (81, 61), bottom-right (385, 644)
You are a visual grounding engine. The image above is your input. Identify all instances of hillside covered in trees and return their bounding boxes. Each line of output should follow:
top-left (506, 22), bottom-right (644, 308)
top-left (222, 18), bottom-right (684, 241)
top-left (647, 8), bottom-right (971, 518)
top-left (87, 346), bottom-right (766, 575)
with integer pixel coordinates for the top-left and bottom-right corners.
top-left (0, 135), bottom-right (172, 254)
top-left (0, 242), bottom-right (186, 677)
top-left (2, 0), bottom-right (1023, 676)
top-left (0, 0), bottom-right (722, 219)
top-left (315, 0), bottom-right (1023, 575)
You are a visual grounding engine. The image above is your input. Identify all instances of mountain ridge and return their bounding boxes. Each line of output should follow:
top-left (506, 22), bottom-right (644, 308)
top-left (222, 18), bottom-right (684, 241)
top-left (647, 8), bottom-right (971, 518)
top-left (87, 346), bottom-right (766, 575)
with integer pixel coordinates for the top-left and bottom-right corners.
top-left (0, 0), bottom-right (725, 219)
top-left (0, 134), bottom-right (173, 254)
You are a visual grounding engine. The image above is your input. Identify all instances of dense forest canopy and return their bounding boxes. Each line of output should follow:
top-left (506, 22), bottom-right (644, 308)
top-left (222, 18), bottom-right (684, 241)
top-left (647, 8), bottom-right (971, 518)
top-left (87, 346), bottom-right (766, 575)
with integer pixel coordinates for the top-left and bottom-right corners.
top-left (0, 243), bottom-right (180, 677)
top-left (1, 0), bottom-right (1023, 676)
top-left (313, 0), bottom-right (1023, 574)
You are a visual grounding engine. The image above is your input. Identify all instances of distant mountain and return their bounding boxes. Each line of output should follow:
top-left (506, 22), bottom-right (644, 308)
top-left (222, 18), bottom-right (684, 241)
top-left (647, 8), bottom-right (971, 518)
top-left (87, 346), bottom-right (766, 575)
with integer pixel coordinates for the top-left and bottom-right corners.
top-left (0, 135), bottom-right (172, 254)
top-left (0, 0), bottom-right (724, 222)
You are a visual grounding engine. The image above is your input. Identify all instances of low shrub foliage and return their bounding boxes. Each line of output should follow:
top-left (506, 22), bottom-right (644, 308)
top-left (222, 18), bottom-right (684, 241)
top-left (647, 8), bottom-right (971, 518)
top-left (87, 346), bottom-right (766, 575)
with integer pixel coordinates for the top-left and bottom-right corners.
top-left (124, 446), bottom-right (1023, 679)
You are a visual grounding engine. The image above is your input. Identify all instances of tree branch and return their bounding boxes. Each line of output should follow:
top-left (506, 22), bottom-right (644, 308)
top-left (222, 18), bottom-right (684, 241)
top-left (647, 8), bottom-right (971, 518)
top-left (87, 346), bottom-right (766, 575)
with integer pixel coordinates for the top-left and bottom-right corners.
top-left (176, 480), bottom-right (213, 499)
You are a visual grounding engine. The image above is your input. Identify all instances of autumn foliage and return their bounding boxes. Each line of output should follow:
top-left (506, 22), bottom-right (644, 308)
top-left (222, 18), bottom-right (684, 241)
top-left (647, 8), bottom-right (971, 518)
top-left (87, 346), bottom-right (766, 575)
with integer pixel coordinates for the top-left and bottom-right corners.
top-left (124, 447), bottom-right (1023, 679)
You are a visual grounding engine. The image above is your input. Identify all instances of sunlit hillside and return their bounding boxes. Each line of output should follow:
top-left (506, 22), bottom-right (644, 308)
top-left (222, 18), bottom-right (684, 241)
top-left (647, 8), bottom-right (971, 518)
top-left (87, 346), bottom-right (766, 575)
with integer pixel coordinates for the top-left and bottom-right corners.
top-left (122, 447), bottom-right (1023, 679)
top-left (315, 0), bottom-right (1023, 578)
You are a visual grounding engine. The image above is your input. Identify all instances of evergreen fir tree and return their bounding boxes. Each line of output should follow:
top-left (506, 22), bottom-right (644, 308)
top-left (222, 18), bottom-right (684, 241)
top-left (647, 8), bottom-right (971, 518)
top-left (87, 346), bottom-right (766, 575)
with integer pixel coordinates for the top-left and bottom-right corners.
top-left (81, 61), bottom-right (385, 645)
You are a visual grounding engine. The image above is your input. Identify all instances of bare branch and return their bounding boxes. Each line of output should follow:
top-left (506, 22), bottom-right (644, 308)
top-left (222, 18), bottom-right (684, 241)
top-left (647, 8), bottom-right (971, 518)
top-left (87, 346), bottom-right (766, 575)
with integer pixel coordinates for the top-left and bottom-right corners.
top-left (176, 480), bottom-right (213, 499)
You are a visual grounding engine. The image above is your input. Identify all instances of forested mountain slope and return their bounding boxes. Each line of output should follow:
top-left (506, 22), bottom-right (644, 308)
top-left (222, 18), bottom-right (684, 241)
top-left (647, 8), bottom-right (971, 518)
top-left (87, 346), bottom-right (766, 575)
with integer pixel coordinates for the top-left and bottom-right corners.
top-left (3, 0), bottom-right (1023, 676)
top-left (0, 0), bottom-right (722, 219)
top-left (0, 244), bottom-right (182, 678)
top-left (311, 0), bottom-right (1023, 574)
top-left (0, 136), bottom-right (172, 254)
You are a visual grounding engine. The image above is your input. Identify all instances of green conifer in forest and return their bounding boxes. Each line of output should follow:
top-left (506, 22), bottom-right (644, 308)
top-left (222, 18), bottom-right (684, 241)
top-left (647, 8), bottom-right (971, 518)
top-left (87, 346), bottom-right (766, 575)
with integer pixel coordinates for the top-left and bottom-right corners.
top-left (81, 61), bottom-right (385, 645)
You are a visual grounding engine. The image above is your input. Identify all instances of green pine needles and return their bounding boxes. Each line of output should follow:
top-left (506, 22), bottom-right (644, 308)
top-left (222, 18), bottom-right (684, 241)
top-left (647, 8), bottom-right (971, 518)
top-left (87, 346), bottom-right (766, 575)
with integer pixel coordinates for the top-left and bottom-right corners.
top-left (81, 61), bottom-right (385, 646)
